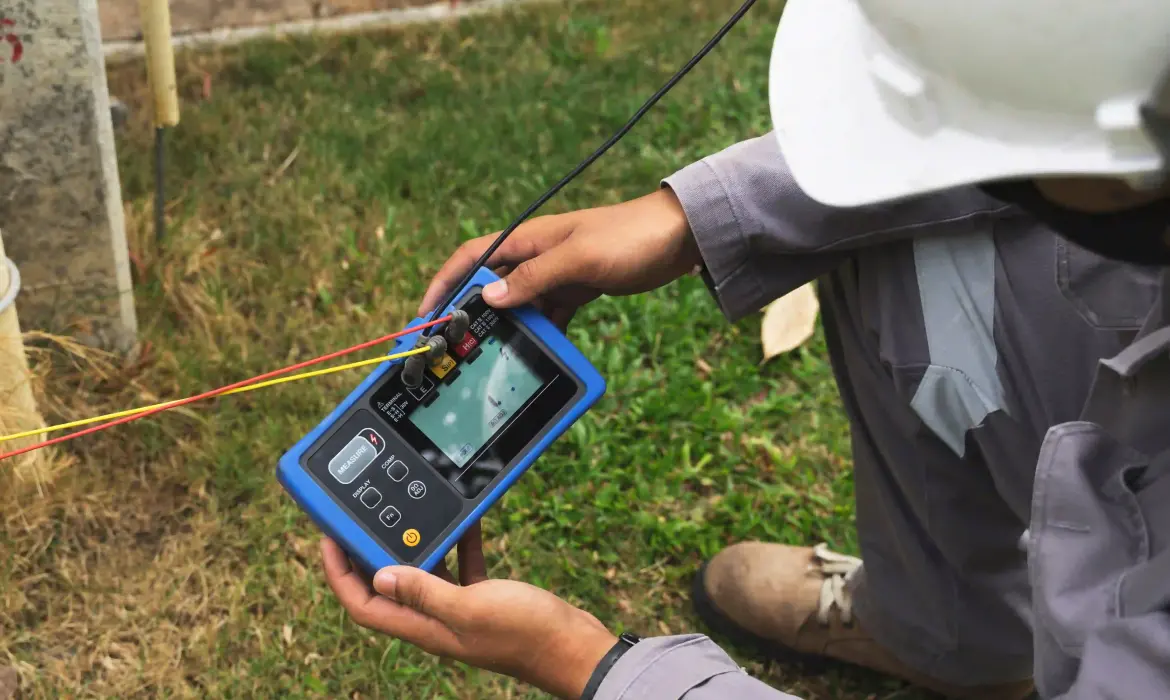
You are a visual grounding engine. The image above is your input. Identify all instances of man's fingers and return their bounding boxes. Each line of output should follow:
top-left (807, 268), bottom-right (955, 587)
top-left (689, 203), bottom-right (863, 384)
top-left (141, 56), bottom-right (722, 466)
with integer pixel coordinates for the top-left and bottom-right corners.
top-left (320, 539), bottom-right (457, 651)
top-left (321, 538), bottom-right (398, 626)
top-left (457, 522), bottom-right (487, 585)
top-left (484, 238), bottom-right (598, 309)
top-left (373, 566), bottom-right (464, 621)
top-left (419, 234), bottom-right (498, 315)
top-left (417, 215), bottom-right (578, 315)
top-left (434, 561), bottom-right (456, 584)
top-left (320, 537), bottom-right (354, 577)
top-left (549, 305), bottom-right (579, 331)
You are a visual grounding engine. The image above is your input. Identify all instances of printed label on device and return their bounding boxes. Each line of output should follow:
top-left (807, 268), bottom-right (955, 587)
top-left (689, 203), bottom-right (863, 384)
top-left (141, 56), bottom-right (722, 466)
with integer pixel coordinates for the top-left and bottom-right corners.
top-left (430, 353), bottom-right (457, 379)
top-left (453, 331), bottom-right (479, 358)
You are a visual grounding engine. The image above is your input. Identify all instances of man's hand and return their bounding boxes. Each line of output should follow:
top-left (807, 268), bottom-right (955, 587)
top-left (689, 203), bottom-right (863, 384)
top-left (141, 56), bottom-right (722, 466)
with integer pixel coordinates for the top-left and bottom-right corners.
top-left (321, 524), bottom-right (618, 699)
top-left (419, 188), bottom-right (700, 328)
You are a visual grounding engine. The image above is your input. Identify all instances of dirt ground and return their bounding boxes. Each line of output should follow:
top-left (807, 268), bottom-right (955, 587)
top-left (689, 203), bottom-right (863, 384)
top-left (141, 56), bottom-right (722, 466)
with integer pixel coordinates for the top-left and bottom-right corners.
top-left (98, 0), bottom-right (469, 41)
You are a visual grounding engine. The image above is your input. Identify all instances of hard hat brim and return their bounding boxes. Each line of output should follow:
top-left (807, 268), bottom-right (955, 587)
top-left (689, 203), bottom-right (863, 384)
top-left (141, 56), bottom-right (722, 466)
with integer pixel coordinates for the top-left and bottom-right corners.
top-left (769, 0), bottom-right (1163, 208)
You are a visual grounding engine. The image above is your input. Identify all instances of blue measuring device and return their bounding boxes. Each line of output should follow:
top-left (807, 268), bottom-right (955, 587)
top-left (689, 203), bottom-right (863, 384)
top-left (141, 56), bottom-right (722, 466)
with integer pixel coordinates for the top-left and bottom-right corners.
top-left (277, 268), bottom-right (606, 574)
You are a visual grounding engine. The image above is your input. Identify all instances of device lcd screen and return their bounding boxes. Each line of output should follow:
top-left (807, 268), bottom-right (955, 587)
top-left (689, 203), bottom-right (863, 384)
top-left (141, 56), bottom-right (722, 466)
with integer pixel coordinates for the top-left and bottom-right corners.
top-left (408, 333), bottom-right (546, 468)
top-left (370, 294), bottom-right (579, 499)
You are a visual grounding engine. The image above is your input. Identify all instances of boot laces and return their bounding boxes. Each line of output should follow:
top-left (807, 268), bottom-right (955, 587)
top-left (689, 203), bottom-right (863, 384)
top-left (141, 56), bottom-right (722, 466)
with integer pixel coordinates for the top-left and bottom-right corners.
top-left (810, 543), bottom-right (862, 626)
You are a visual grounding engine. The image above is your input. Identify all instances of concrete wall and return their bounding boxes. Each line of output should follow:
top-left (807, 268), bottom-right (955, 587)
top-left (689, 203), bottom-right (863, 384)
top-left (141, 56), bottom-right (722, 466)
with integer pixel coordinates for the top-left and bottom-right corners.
top-left (0, 0), bottom-right (138, 351)
top-left (98, 0), bottom-right (479, 41)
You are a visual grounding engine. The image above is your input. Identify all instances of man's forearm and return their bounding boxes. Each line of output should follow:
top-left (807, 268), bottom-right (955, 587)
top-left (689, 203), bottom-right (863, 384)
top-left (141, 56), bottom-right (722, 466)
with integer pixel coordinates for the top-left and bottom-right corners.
top-left (662, 132), bottom-right (840, 322)
top-left (662, 132), bottom-right (1007, 322)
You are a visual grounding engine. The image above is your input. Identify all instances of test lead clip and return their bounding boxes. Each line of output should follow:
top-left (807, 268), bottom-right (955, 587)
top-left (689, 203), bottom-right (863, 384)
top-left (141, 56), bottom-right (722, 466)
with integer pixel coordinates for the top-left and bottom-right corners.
top-left (443, 310), bottom-right (471, 345)
top-left (401, 336), bottom-right (448, 388)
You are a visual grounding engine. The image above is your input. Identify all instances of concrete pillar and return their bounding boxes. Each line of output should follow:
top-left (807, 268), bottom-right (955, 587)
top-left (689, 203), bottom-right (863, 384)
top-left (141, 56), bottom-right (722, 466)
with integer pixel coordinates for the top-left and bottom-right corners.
top-left (0, 230), bottom-right (47, 481)
top-left (0, 0), bottom-right (138, 352)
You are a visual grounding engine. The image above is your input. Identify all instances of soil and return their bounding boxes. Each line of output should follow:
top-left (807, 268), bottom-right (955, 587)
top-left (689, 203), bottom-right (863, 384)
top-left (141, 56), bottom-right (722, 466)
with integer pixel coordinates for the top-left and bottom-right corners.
top-left (98, 0), bottom-right (467, 41)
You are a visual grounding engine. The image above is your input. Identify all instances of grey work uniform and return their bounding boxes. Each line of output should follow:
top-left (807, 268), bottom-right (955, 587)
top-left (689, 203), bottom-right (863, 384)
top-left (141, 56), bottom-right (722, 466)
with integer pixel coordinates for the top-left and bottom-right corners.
top-left (592, 134), bottom-right (1170, 699)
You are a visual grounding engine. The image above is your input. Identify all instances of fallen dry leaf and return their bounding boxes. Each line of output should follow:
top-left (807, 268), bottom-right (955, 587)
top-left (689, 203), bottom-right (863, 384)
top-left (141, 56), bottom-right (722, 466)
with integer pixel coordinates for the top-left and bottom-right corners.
top-left (760, 283), bottom-right (819, 361)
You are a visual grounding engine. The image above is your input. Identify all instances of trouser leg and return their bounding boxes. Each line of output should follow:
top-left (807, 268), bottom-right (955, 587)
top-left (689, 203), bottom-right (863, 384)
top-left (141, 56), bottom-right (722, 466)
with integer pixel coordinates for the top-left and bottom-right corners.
top-left (818, 274), bottom-right (1034, 686)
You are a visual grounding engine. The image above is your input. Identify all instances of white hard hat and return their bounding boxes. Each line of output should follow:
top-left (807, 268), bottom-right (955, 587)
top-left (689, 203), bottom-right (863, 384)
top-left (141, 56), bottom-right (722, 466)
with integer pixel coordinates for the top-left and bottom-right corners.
top-left (769, 0), bottom-right (1170, 207)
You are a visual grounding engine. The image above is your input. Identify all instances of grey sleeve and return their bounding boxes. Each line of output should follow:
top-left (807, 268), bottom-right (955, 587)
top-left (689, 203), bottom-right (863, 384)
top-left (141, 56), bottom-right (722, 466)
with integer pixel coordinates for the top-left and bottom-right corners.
top-left (592, 634), bottom-right (802, 700)
top-left (661, 132), bottom-right (1006, 321)
top-left (1050, 550), bottom-right (1170, 699)
top-left (1054, 612), bottom-right (1170, 699)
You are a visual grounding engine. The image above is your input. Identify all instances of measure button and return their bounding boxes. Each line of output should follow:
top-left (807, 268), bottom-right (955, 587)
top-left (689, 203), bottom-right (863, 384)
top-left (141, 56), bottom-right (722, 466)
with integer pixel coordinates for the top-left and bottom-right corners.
top-left (329, 435), bottom-right (378, 485)
top-left (360, 487), bottom-right (382, 509)
top-left (386, 460), bottom-right (409, 482)
top-left (358, 427), bottom-right (386, 455)
top-left (403, 529), bottom-right (421, 547)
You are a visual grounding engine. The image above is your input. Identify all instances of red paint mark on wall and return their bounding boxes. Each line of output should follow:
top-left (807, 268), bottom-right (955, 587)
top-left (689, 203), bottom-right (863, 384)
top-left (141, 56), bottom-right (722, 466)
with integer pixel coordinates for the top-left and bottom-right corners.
top-left (2, 18), bottom-right (23, 63)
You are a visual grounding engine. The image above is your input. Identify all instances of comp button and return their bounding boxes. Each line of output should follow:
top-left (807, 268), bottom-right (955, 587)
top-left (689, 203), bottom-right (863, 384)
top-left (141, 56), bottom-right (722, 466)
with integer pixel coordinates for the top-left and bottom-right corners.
top-left (328, 434), bottom-right (378, 484)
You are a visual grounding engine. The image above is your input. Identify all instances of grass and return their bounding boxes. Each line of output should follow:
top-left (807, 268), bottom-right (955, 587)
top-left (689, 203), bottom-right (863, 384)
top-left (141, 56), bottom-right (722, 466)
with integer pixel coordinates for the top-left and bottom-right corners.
top-left (2, 0), bottom-right (935, 697)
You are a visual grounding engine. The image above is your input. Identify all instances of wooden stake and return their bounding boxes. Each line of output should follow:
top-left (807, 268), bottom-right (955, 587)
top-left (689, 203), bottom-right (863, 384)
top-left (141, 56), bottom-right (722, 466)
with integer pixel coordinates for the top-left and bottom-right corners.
top-left (138, 0), bottom-right (180, 127)
top-left (0, 230), bottom-right (46, 482)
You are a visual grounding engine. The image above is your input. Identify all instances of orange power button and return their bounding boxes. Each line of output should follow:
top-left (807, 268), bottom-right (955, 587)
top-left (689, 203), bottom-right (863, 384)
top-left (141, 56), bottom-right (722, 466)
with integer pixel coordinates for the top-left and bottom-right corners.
top-left (403, 529), bottom-right (421, 547)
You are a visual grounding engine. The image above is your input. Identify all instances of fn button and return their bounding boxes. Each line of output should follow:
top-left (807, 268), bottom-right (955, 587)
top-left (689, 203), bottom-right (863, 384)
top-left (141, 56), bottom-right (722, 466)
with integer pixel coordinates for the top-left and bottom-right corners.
top-left (379, 506), bottom-right (401, 528)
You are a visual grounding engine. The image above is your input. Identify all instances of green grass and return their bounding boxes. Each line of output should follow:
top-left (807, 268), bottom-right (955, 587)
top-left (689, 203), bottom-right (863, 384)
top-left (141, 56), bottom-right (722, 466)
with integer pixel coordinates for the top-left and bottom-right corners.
top-left (3, 0), bottom-right (934, 697)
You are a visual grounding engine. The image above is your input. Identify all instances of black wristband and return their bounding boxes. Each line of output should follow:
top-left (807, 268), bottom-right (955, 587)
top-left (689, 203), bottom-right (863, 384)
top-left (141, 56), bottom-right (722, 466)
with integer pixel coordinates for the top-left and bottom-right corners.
top-left (580, 632), bottom-right (641, 700)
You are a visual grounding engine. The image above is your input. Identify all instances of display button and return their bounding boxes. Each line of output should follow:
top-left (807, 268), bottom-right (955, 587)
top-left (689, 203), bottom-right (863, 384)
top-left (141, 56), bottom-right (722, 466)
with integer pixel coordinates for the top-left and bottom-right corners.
top-left (386, 459), bottom-right (409, 482)
top-left (329, 434), bottom-right (378, 484)
top-left (453, 331), bottom-right (478, 358)
top-left (403, 529), bottom-right (421, 547)
top-left (407, 480), bottom-right (426, 500)
top-left (379, 506), bottom-right (401, 528)
top-left (360, 487), bottom-right (382, 509)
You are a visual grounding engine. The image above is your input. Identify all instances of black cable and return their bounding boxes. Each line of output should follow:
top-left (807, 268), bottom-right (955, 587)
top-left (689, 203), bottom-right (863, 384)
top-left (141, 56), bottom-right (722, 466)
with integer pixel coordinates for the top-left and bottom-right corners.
top-left (155, 127), bottom-right (166, 244)
top-left (423, 0), bottom-right (761, 332)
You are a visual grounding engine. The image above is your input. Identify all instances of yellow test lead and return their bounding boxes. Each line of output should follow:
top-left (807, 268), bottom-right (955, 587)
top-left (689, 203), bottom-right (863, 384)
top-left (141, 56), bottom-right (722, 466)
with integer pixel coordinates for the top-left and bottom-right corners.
top-left (0, 346), bottom-right (429, 445)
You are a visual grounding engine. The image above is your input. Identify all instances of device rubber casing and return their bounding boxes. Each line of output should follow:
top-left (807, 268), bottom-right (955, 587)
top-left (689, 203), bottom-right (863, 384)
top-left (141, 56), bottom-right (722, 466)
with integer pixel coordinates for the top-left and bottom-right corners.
top-left (277, 268), bottom-right (605, 574)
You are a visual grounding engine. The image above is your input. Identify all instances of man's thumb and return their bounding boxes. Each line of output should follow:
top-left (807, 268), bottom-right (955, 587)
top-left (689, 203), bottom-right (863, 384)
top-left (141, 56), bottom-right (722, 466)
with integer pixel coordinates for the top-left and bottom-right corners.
top-left (373, 567), bottom-right (459, 618)
top-left (484, 248), bottom-right (580, 308)
top-left (482, 277), bottom-right (511, 306)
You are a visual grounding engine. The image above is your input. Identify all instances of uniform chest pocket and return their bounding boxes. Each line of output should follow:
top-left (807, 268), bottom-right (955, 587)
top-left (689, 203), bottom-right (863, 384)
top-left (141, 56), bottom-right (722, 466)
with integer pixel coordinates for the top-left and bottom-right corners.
top-left (1056, 240), bottom-right (1160, 330)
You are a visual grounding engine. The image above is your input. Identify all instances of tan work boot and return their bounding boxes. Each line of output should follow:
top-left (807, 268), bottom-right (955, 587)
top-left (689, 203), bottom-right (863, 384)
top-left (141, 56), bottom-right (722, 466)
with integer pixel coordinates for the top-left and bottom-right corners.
top-left (691, 542), bottom-right (1035, 700)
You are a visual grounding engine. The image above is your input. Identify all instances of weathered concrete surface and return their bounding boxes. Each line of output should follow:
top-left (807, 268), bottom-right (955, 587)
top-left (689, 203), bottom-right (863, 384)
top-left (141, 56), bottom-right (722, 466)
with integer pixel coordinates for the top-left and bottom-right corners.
top-left (0, 0), bottom-right (138, 351)
top-left (98, 0), bottom-right (471, 41)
